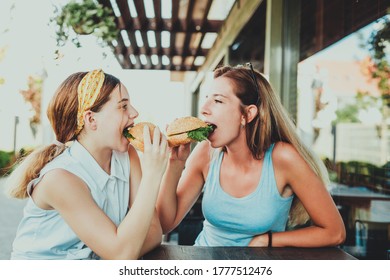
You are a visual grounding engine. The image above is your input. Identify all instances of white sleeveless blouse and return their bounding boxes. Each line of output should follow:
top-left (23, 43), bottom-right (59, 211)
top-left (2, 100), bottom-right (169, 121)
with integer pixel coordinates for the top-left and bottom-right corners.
top-left (11, 141), bottom-right (130, 259)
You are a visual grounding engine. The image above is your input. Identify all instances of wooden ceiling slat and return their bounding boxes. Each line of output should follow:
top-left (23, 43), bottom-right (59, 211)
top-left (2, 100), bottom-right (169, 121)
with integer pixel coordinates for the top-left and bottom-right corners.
top-left (116, 30), bottom-right (135, 69)
top-left (125, 48), bottom-right (136, 69)
top-left (155, 31), bottom-right (162, 53)
top-left (169, 32), bottom-right (177, 57)
top-left (145, 55), bottom-right (152, 69)
top-left (175, 32), bottom-right (186, 53)
top-left (193, 0), bottom-right (210, 20)
top-left (191, 0), bottom-right (213, 69)
top-left (171, 0), bottom-right (180, 30)
top-left (135, 31), bottom-right (146, 54)
top-left (134, 55), bottom-right (142, 69)
top-left (127, 30), bottom-right (139, 54)
top-left (124, 57), bottom-right (132, 69)
top-left (169, 0), bottom-right (180, 61)
top-left (115, 32), bottom-right (126, 56)
top-left (155, 31), bottom-right (162, 55)
top-left (133, 0), bottom-right (148, 29)
top-left (115, 0), bottom-right (133, 29)
top-left (200, 0), bottom-right (213, 30)
top-left (141, 31), bottom-right (150, 55)
top-left (181, 0), bottom-right (195, 59)
top-left (114, 40), bottom-right (126, 68)
top-left (153, 0), bottom-right (162, 30)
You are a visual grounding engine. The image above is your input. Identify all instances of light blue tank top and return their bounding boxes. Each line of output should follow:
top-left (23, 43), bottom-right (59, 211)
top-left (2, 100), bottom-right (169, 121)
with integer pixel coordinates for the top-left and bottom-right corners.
top-left (195, 144), bottom-right (293, 246)
top-left (11, 141), bottom-right (130, 259)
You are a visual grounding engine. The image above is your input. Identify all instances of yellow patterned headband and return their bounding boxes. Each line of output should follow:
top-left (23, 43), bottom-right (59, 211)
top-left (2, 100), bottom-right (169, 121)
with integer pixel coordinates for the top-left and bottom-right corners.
top-left (75, 69), bottom-right (105, 134)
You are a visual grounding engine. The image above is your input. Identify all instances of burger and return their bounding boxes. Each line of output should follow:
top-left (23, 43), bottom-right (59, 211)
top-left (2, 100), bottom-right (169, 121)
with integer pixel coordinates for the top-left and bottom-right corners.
top-left (123, 122), bottom-right (157, 152)
top-left (167, 116), bottom-right (214, 147)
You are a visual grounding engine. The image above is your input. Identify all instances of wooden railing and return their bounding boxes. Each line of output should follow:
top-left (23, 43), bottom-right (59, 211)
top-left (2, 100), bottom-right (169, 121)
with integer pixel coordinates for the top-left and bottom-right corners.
top-left (334, 161), bottom-right (390, 194)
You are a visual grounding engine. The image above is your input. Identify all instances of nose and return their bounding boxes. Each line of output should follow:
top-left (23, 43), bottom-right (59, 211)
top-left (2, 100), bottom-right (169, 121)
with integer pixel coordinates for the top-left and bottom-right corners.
top-left (200, 99), bottom-right (210, 116)
top-left (129, 105), bottom-right (139, 119)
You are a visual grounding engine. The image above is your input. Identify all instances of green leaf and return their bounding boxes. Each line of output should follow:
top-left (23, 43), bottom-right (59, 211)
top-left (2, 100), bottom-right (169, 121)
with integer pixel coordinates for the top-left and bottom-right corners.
top-left (123, 130), bottom-right (134, 139)
top-left (187, 125), bottom-right (214, 142)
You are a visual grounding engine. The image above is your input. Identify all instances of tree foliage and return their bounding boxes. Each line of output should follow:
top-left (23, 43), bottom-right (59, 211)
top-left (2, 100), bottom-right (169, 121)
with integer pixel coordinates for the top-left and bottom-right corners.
top-left (19, 75), bottom-right (43, 128)
top-left (366, 16), bottom-right (390, 106)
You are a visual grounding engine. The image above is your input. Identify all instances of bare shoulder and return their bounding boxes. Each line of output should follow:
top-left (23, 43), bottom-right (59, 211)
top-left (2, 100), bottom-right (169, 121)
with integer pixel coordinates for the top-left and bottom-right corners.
top-left (193, 141), bottom-right (217, 180)
top-left (33, 168), bottom-right (91, 209)
top-left (190, 141), bottom-right (213, 165)
top-left (39, 168), bottom-right (87, 190)
top-left (272, 141), bottom-right (304, 168)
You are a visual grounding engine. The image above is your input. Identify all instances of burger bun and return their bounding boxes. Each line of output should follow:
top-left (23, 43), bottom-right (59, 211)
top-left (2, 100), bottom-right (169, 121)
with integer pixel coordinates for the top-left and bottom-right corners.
top-left (126, 122), bottom-right (157, 152)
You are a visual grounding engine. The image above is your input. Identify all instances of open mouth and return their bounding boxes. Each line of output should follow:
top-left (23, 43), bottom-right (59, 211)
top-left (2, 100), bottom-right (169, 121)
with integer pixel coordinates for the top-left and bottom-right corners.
top-left (122, 124), bottom-right (134, 137)
top-left (206, 122), bottom-right (217, 135)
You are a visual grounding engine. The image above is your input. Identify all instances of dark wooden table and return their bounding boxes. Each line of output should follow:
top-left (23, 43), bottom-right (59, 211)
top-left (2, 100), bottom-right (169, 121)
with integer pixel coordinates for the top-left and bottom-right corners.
top-left (141, 245), bottom-right (356, 260)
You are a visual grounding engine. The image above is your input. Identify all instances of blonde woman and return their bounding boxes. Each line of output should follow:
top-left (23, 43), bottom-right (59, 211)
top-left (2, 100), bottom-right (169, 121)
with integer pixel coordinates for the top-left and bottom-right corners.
top-left (6, 70), bottom-right (168, 259)
top-left (157, 64), bottom-right (345, 247)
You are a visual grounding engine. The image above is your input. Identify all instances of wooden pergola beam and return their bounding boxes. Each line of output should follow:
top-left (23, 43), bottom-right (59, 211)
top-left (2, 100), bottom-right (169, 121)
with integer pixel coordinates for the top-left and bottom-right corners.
top-left (190, 0), bottom-right (264, 92)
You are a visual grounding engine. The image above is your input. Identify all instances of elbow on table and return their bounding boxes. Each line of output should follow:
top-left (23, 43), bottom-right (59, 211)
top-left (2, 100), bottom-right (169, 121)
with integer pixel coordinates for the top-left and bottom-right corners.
top-left (329, 226), bottom-right (346, 246)
top-left (162, 225), bottom-right (174, 235)
top-left (149, 220), bottom-right (164, 247)
top-left (102, 245), bottom-right (140, 260)
top-left (161, 219), bottom-right (179, 235)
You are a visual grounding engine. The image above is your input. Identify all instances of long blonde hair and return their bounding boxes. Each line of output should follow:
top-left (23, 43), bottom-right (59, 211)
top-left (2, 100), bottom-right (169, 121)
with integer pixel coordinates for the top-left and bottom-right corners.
top-left (6, 72), bottom-right (120, 199)
top-left (214, 65), bottom-right (330, 227)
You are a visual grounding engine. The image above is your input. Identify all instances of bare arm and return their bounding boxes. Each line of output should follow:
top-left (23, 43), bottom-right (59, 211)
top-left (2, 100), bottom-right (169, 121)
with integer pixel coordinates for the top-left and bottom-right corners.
top-left (249, 142), bottom-right (346, 247)
top-left (128, 145), bottom-right (162, 256)
top-left (156, 141), bottom-right (210, 233)
top-left (34, 127), bottom-right (168, 259)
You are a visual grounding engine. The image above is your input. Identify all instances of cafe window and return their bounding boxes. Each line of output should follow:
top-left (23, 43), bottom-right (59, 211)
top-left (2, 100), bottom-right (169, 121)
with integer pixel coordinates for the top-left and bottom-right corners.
top-left (297, 16), bottom-right (389, 194)
top-left (297, 16), bottom-right (390, 259)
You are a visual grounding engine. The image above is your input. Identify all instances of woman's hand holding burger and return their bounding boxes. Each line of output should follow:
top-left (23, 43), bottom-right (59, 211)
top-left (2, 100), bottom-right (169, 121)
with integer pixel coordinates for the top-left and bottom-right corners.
top-left (140, 125), bottom-right (169, 180)
top-left (124, 123), bottom-right (168, 180)
top-left (165, 116), bottom-right (214, 163)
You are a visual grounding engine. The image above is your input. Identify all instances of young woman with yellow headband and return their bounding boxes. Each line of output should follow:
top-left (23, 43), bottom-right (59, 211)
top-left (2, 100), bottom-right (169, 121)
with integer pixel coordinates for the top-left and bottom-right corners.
top-left (6, 70), bottom-right (169, 259)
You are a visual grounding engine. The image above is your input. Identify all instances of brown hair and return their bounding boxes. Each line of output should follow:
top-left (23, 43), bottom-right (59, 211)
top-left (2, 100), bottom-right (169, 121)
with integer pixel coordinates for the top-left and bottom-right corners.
top-left (7, 71), bottom-right (120, 199)
top-left (214, 65), bottom-right (330, 227)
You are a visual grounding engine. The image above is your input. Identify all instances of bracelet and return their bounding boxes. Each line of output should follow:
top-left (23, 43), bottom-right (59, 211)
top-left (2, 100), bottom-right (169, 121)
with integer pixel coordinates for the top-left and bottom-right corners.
top-left (267, 231), bottom-right (272, 248)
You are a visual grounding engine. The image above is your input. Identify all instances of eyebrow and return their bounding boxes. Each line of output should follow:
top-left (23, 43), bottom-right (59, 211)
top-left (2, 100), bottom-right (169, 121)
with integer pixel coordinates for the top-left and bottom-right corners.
top-left (211, 94), bottom-right (228, 99)
top-left (117, 98), bottom-right (129, 103)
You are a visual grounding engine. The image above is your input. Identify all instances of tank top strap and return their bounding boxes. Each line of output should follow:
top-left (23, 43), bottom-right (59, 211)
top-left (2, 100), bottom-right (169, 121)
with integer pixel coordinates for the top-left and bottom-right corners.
top-left (263, 143), bottom-right (275, 164)
top-left (203, 148), bottom-right (223, 191)
top-left (259, 143), bottom-right (276, 186)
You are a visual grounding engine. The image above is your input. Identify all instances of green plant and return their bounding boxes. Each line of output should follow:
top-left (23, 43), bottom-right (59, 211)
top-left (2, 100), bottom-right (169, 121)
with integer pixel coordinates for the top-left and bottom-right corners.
top-left (333, 91), bottom-right (382, 124)
top-left (53, 0), bottom-right (119, 48)
top-left (360, 15), bottom-right (390, 108)
top-left (0, 151), bottom-right (12, 169)
top-left (0, 150), bottom-right (14, 176)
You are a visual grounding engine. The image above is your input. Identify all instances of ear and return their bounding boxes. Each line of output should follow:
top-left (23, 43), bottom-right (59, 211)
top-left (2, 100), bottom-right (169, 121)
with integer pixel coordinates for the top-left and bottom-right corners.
top-left (245, 104), bottom-right (259, 124)
top-left (83, 110), bottom-right (97, 130)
